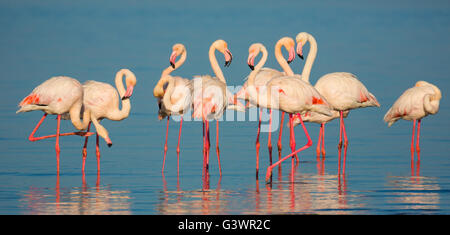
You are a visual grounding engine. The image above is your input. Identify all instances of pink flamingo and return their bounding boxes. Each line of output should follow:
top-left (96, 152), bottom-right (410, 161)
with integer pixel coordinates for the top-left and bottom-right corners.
top-left (191, 39), bottom-right (243, 175)
top-left (153, 43), bottom-right (193, 173)
top-left (17, 76), bottom-right (93, 173)
top-left (243, 43), bottom-right (333, 182)
top-left (235, 37), bottom-right (297, 176)
top-left (384, 81), bottom-right (441, 163)
top-left (81, 69), bottom-right (137, 172)
top-left (295, 32), bottom-right (380, 176)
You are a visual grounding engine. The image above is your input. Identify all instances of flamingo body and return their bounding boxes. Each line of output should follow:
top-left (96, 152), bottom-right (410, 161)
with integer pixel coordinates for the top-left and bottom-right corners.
top-left (314, 72), bottom-right (380, 111)
top-left (17, 76), bottom-right (83, 115)
top-left (384, 81), bottom-right (441, 127)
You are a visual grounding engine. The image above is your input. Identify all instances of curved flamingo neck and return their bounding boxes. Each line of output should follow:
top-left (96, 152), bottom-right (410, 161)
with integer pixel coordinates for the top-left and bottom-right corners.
top-left (69, 100), bottom-right (90, 130)
top-left (209, 44), bottom-right (226, 83)
top-left (109, 69), bottom-right (133, 121)
top-left (248, 46), bottom-right (268, 87)
top-left (300, 33), bottom-right (317, 84)
top-left (248, 45), bottom-right (269, 107)
top-left (161, 49), bottom-right (187, 77)
top-left (275, 39), bottom-right (294, 76)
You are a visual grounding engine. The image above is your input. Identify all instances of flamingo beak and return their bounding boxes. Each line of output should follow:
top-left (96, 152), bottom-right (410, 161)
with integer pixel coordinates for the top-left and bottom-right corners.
top-left (224, 49), bottom-right (233, 67)
top-left (105, 137), bottom-right (113, 147)
top-left (296, 42), bottom-right (304, 60)
top-left (169, 51), bottom-right (177, 68)
top-left (247, 53), bottom-right (255, 70)
top-left (287, 46), bottom-right (296, 64)
top-left (122, 85), bottom-right (134, 100)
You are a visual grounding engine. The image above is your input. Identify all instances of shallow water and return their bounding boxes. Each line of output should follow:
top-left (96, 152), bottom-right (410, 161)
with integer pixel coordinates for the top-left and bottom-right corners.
top-left (1, 1), bottom-right (450, 214)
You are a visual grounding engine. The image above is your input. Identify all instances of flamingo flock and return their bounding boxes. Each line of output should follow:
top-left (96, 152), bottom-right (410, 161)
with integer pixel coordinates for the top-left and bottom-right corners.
top-left (16, 32), bottom-right (442, 183)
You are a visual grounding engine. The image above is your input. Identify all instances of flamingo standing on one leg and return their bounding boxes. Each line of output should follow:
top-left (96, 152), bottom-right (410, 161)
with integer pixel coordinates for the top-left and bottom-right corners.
top-left (243, 43), bottom-right (333, 182)
top-left (235, 37), bottom-right (297, 176)
top-left (384, 81), bottom-right (441, 164)
top-left (81, 69), bottom-right (137, 172)
top-left (295, 32), bottom-right (380, 176)
top-left (17, 76), bottom-right (93, 173)
top-left (153, 43), bottom-right (193, 174)
top-left (292, 110), bottom-right (349, 158)
top-left (192, 39), bottom-right (243, 175)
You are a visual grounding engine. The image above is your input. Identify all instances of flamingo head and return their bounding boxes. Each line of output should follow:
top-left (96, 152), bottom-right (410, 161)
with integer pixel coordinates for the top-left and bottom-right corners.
top-left (213, 39), bottom-right (233, 67)
top-left (295, 32), bottom-right (309, 60)
top-left (247, 43), bottom-right (264, 70)
top-left (122, 70), bottom-right (137, 100)
top-left (169, 43), bottom-right (186, 69)
top-left (278, 37), bottom-right (296, 64)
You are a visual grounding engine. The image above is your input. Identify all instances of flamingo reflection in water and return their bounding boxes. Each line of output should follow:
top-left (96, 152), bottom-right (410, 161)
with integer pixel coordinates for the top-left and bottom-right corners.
top-left (159, 170), bottom-right (224, 215)
top-left (20, 173), bottom-right (131, 215)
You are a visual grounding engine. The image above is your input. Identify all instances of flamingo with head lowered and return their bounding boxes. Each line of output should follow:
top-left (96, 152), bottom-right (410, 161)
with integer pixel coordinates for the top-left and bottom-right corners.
top-left (244, 42), bottom-right (333, 182)
top-left (153, 43), bottom-right (193, 174)
top-left (17, 76), bottom-right (94, 173)
top-left (81, 69), bottom-right (137, 172)
top-left (384, 81), bottom-right (441, 163)
top-left (294, 32), bottom-right (380, 176)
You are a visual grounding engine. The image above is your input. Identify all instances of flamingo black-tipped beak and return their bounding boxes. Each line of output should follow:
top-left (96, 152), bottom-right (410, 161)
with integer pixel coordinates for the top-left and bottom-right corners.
top-left (297, 54), bottom-right (304, 60)
top-left (287, 59), bottom-right (293, 64)
top-left (170, 61), bottom-right (175, 69)
top-left (121, 85), bottom-right (134, 100)
top-left (107, 143), bottom-right (112, 147)
top-left (224, 49), bottom-right (232, 67)
top-left (248, 64), bottom-right (255, 70)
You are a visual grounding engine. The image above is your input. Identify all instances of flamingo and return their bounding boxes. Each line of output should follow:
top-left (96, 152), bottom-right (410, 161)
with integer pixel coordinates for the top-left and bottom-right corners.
top-left (295, 32), bottom-right (380, 176)
top-left (17, 76), bottom-right (93, 173)
top-left (81, 69), bottom-right (137, 172)
top-left (153, 43), bottom-right (193, 173)
top-left (235, 37), bottom-right (297, 176)
top-left (191, 39), bottom-right (242, 175)
top-left (244, 42), bottom-right (333, 182)
top-left (384, 81), bottom-right (441, 162)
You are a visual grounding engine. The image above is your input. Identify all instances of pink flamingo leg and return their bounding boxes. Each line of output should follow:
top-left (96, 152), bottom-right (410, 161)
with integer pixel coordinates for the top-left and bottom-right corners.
top-left (82, 122), bottom-right (92, 172)
top-left (206, 121), bottom-right (211, 170)
top-left (265, 114), bottom-right (312, 182)
top-left (202, 120), bottom-right (206, 170)
top-left (341, 111), bottom-right (348, 176)
top-left (416, 119), bottom-right (421, 161)
top-left (177, 117), bottom-right (183, 175)
top-left (216, 119), bottom-right (222, 175)
top-left (162, 116), bottom-right (169, 173)
top-left (321, 123), bottom-right (326, 158)
top-left (256, 108), bottom-right (262, 177)
top-left (177, 117), bottom-right (183, 154)
top-left (411, 119), bottom-right (416, 168)
top-left (338, 111), bottom-right (344, 176)
top-left (277, 112), bottom-right (285, 158)
top-left (268, 109), bottom-right (273, 165)
top-left (288, 114), bottom-right (299, 162)
top-left (55, 115), bottom-right (61, 173)
top-left (28, 113), bottom-right (94, 141)
top-left (316, 123), bottom-right (323, 159)
top-left (96, 132), bottom-right (100, 172)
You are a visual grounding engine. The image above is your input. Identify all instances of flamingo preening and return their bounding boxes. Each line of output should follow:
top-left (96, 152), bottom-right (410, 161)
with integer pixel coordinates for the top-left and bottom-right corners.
top-left (153, 43), bottom-right (193, 174)
top-left (384, 81), bottom-right (441, 163)
top-left (17, 76), bottom-right (93, 173)
top-left (81, 69), bottom-right (137, 172)
top-left (243, 42), bottom-right (333, 182)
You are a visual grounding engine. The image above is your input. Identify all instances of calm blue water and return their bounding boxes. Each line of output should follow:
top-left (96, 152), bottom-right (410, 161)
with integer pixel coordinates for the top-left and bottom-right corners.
top-left (1, 0), bottom-right (450, 214)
